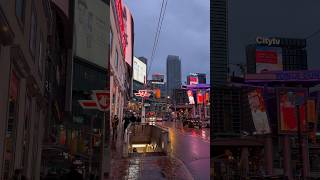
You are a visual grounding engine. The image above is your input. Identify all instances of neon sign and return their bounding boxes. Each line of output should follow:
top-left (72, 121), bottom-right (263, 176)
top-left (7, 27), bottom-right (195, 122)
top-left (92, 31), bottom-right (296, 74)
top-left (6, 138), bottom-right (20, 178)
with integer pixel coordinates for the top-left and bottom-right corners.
top-left (115, 0), bottom-right (126, 58)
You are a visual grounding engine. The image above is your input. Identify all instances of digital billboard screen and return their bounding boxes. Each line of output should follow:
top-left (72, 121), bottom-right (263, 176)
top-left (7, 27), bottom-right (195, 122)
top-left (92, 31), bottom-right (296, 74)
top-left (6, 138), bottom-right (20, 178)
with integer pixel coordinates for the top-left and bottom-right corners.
top-left (124, 5), bottom-right (133, 66)
top-left (133, 57), bottom-right (147, 84)
top-left (256, 46), bottom-right (282, 73)
top-left (74, 0), bottom-right (109, 68)
top-left (187, 90), bottom-right (195, 105)
top-left (190, 76), bottom-right (199, 85)
top-left (248, 88), bottom-right (271, 134)
top-left (278, 88), bottom-right (307, 134)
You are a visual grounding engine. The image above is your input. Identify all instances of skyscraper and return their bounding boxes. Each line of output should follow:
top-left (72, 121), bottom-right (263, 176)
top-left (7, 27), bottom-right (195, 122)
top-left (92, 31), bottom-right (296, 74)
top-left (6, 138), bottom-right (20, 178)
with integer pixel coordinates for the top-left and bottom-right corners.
top-left (211, 0), bottom-right (228, 86)
top-left (166, 55), bottom-right (181, 98)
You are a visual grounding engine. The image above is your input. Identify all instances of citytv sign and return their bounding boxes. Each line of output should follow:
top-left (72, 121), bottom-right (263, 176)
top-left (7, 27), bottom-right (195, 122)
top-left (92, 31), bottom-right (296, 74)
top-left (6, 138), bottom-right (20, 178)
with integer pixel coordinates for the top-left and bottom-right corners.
top-left (256, 37), bottom-right (280, 46)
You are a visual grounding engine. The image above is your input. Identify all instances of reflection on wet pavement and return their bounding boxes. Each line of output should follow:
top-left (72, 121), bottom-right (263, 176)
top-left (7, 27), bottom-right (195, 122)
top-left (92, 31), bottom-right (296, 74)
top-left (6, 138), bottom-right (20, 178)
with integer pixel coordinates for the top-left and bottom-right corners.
top-left (111, 155), bottom-right (193, 180)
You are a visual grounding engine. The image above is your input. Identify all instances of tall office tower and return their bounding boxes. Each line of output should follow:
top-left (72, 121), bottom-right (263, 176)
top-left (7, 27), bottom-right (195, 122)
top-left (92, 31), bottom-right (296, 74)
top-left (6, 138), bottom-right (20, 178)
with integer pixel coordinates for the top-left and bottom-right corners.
top-left (211, 0), bottom-right (228, 86)
top-left (211, 0), bottom-right (229, 136)
top-left (166, 55), bottom-right (182, 98)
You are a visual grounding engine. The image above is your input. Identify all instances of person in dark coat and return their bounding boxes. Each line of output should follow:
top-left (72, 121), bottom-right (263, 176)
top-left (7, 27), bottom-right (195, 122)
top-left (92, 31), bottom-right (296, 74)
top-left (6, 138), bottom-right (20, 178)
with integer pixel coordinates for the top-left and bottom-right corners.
top-left (130, 114), bottom-right (136, 123)
top-left (62, 166), bottom-right (83, 180)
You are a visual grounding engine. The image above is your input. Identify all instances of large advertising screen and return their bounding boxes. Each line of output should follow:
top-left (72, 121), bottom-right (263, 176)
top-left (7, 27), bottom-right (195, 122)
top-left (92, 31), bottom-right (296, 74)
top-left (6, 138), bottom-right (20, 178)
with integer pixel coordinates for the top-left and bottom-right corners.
top-left (124, 5), bottom-right (133, 66)
top-left (256, 46), bottom-right (282, 73)
top-left (248, 88), bottom-right (271, 134)
top-left (133, 57), bottom-right (147, 84)
top-left (187, 90), bottom-right (195, 105)
top-left (189, 76), bottom-right (199, 85)
top-left (278, 88), bottom-right (307, 134)
top-left (74, 0), bottom-right (109, 68)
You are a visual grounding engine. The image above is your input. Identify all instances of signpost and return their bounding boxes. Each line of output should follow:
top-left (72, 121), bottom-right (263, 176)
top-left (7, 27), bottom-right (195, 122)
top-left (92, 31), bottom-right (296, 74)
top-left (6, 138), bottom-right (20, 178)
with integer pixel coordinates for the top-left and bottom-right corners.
top-left (78, 90), bottom-right (110, 179)
top-left (134, 90), bottom-right (151, 123)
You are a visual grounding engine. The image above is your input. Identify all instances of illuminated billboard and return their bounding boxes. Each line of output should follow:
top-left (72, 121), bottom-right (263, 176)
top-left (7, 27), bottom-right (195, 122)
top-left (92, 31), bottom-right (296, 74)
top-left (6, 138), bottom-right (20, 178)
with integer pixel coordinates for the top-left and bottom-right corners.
top-left (124, 5), bottom-right (133, 66)
top-left (256, 46), bottom-right (282, 73)
top-left (248, 88), bottom-right (271, 134)
top-left (74, 0), bottom-right (109, 68)
top-left (278, 88), bottom-right (307, 134)
top-left (114, 0), bottom-right (126, 58)
top-left (190, 76), bottom-right (199, 85)
top-left (187, 90), bottom-right (195, 105)
top-left (197, 91), bottom-right (203, 104)
top-left (133, 57), bottom-right (147, 84)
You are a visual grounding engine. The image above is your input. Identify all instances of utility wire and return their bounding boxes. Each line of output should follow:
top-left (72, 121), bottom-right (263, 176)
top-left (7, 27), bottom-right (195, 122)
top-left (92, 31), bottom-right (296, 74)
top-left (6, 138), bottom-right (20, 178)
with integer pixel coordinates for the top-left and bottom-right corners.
top-left (147, 0), bottom-right (169, 79)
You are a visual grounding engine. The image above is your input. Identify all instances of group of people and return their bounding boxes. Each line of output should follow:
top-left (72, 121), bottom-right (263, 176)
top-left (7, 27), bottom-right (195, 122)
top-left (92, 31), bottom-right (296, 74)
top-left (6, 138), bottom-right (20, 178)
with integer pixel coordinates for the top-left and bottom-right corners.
top-left (112, 113), bottom-right (142, 142)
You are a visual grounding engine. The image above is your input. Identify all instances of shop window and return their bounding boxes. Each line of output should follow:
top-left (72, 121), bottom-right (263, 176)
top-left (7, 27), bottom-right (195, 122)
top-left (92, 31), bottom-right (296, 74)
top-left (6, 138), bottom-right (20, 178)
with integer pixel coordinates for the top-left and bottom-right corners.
top-left (4, 70), bottom-right (20, 179)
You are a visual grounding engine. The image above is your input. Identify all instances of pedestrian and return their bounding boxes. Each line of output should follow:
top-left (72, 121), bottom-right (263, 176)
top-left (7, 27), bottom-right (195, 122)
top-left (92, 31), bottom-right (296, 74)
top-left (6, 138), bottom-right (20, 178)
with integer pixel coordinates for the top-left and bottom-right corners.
top-left (124, 115), bottom-right (130, 132)
top-left (112, 115), bottom-right (119, 141)
top-left (130, 114), bottom-right (136, 123)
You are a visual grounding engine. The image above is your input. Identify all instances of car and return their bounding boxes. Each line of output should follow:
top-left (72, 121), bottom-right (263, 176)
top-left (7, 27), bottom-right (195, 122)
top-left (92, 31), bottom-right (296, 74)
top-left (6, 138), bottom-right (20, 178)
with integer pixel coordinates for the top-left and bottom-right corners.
top-left (156, 117), bottom-right (163, 122)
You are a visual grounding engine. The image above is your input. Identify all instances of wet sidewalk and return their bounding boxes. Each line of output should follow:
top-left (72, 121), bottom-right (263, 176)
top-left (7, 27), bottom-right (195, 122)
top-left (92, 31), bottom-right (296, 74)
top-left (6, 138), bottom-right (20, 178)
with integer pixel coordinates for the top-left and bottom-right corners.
top-left (110, 154), bottom-right (194, 180)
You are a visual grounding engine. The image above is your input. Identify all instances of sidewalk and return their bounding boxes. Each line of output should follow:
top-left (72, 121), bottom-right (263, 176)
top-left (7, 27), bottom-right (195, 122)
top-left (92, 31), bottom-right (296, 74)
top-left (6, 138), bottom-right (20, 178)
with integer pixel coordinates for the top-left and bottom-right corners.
top-left (110, 123), bottom-right (194, 180)
top-left (110, 154), bottom-right (194, 180)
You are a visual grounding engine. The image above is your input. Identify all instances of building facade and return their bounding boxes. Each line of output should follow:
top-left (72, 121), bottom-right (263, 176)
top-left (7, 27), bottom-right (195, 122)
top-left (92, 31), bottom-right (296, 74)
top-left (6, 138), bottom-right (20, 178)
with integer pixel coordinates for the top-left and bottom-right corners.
top-left (166, 55), bottom-right (181, 98)
top-left (211, 0), bottom-right (228, 87)
top-left (0, 0), bottom-right (52, 179)
top-left (246, 37), bottom-right (308, 73)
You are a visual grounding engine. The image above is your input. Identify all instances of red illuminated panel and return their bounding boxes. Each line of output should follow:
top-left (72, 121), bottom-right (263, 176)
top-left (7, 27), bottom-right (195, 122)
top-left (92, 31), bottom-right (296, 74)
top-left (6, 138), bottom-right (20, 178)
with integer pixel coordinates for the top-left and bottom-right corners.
top-left (197, 91), bottom-right (203, 104)
top-left (279, 91), bottom-right (307, 133)
top-left (256, 50), bottom-right (278, 64)
top-left (115, 0), bottom-right (127, 58)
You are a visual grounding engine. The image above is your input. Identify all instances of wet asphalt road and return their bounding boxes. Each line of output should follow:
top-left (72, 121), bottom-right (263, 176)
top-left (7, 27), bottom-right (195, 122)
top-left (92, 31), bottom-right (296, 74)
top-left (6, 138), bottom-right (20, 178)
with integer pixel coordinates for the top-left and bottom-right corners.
top-left (159, 121), bottom-right (210, 180)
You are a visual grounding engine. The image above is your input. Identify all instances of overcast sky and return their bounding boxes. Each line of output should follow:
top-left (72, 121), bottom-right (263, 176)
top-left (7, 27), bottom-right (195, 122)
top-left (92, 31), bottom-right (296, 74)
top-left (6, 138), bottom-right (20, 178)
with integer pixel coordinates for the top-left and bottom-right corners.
top-left (124, 0), bottom-right (210, 84)
top-left (229, 0), bottom-right (320, 74)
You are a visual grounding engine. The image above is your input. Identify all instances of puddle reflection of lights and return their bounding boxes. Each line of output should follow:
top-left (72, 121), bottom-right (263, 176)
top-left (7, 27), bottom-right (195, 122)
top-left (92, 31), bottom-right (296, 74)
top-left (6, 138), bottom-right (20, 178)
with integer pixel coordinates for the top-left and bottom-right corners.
top-left (192, 130), bottom-right (196, 136)
top-left (202, 130), bottom-right (206, 138)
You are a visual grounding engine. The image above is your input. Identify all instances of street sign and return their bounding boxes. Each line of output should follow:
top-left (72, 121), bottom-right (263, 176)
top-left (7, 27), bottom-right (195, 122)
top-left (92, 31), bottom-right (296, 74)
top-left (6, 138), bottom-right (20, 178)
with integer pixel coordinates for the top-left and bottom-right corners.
top-left (79, 90), bottom-right (110, 111)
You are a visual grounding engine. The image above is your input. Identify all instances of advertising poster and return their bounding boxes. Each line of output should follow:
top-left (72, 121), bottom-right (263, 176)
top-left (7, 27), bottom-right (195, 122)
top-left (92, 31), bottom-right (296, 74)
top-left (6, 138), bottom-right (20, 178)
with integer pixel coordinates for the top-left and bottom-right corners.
top-left (133, 57), bottom-right (147, 84)
top-left (256, 46), bottom-right (283, 73)
top-left (74, 0), bottom-right (109, 68)
top-left (187, 90), bottom-right (195, 105)
top-left (247, 88), bottom-right (271, 134)
top-left (197, 91), bottom-right (203, 104)
top-left (278, 89), bottom-right (307, 133)
top-left (190, 76), bottom-right (199, 85)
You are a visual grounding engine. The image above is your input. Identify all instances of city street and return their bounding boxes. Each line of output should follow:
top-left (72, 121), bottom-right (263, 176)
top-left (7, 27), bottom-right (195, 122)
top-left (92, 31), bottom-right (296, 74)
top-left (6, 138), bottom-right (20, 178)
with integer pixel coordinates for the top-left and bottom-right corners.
top-left (159, 121), bottom-right (210, 180)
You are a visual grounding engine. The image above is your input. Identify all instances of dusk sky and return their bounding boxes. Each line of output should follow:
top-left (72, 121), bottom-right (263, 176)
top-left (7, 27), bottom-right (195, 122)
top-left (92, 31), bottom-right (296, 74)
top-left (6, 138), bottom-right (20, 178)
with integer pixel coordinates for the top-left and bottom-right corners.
top-left (229, 0), bottom-right (320, 74)
top-left (124, 0), bottom-right (210, 84)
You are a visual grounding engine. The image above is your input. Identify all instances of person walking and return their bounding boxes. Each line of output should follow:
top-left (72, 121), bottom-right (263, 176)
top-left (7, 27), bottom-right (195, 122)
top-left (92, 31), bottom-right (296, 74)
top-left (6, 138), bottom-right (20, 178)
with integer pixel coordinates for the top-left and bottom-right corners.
top-left (112, 115), bottom-right (119, 142)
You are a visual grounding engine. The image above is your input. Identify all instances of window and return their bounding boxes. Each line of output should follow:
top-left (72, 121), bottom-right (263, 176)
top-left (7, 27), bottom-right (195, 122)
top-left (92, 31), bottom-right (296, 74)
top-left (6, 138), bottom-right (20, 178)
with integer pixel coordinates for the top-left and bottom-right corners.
top-left (15, 0), bottom-right (26, 25)
top-left (29, 2), bottom-right (37, 57)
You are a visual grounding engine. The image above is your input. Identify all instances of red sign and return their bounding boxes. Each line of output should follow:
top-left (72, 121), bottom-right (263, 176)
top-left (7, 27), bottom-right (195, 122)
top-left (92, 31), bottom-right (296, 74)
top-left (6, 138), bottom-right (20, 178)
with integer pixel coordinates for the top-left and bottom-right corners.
top-left (189, 76), bottom-right (198, 85)
top-left (256, 50), bottom-right (278, 64)
top-left (134, 90), bottom-right (151, 98)
top-left (279, 90), bottom-right (307, 133)
top-left (115, 0), bottom-right (126, 58)
top-left (79, 90), bottom-right (110, 111)
top-left (197, 91), bottom-right (203, 104)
